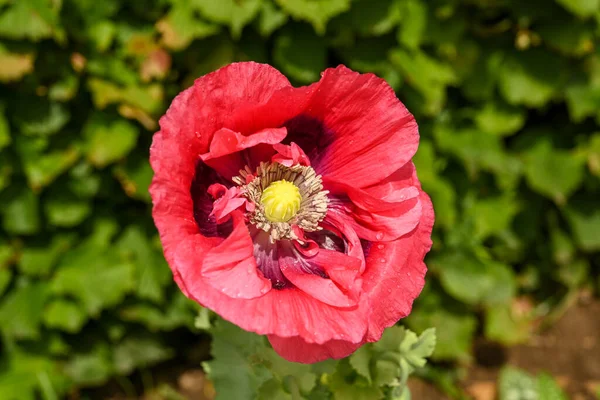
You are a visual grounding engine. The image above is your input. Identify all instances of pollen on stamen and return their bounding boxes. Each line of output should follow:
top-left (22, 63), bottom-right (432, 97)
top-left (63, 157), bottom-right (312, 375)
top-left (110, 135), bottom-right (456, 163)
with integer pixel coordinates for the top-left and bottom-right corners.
top-left (233, 162), bottom-right (329, 242)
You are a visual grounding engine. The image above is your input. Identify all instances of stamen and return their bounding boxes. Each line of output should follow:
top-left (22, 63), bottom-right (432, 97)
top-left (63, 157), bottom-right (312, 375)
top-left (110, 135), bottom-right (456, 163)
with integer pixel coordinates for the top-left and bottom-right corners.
top-left (234, 162), bottom-right (329, 242)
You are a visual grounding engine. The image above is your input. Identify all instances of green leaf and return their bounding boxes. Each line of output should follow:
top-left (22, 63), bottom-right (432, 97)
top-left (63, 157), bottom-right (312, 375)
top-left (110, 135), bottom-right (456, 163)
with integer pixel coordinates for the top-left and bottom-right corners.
top-left (397, 0), bottom-right (428, 49)
top-left (257, 1), bottom-right (288, 37)
top-left (204, 319), bottom-right (272, 400)
top-left (194, 307), bottom-right (212, 330)
top-left (330, 360), bottom-right (384, 400)
top-left (18, 234), bottom-right (75, 277)
top-left (368, 326), bottom-right (436, 389)
top-left (462, 50), bottom-right (503, 101)
top-left (0, 104), bottom-right (10, 151)
top-left (86, 58), bottom-right (138, 86)
top-left (44, 191), bottom-right (91, 228)
top-left (0, 281), bottom-right (49, 339)
top-left (558, 258), bottom-right (589, 288)
top-left (0, 47), bottom-right (34, 83)
top-left (585, 133), bottom-right (600, 177)
top-left (412, 141), bottom-right (457, 229)
top-left (274, 0), bottom-right (351, 34)
top-left (262, 350), bottom-right (316, 395)
top-left (538, 17), bottom-right (595, 56)
top-left (274, 25), bottom-right (326, 83)
top-left (113, 336), bottom-right (174, 375)
top-left (536, 373), bottom-right (567, 400)
top-left (113, 155), bottom-right (153, 202)
top-left (349, 346), bottom-right (373, 383)
top-left (43, 299), bottom-right (87, 333)
top-left (14, 101), bottom-right (70, 137)
top-left (0, 0), bottom-right (58, 41)
top-left (498, 367), bottom-right (537, 400)
top-left (83, 114), bottom-right (139, 168)
top-left (51, 225), bottom-right (135, 316)
top-left (257, 378), bottom-right (292, 400)
top-left (471, 194), bottom-right (520, 240)
top-left (565, 83), bottom-right (600, 123)
top-left (157, 3), bottom-right (220, 50)
top-left (20, 146), bottom-right (80, 191)
top-left (399, 328), bottom-right (436, 370)
top-left (185, 35), bottom-right (236, 81)
top-left (340, 0), bottom-right (402, 37)
top-left (120, 293), bottom-right (198, 331)
top-left (484, 304), bottom-right (532, 345)
top-left (115, 226), bottom-right (171, 303)
top-left (406, 291), bottom-right (476, 362)
top-left (0, 268), bottom-right (11, 298)
top-left (67, 162), bottom-right (102, 198)
top-left (64, 345), bottom-right (113, 386)
top-left (550, 226), bottom-right (576, 266)
top-left (498, 50), bottom-right (564, 107)
top-left (192, 0), bottom-right (262, 39)
top-left (52, 256), bottom-right (135, 316)
top-left (389, 49), bottom-right (457, 115)
top-left (473, 101), bottom-right (526, 137)
top-left (0, 241), bottom-right (13, 268)
top-left (554, 0), bottom-right (600, 17)
top-left (0, 344), bottom-right (67, 400)
top-left (14, 133), bottom-right (81, 190)
top-left (86, 78), bottom-right (164, 115)
top-left (373, 359), bottom-right (400, 387)
top-left (564, 198), bottom-right (600, 252)
top-left (336, 36), bottom-right (402, 90)
top-left (522, 141), bottom-right (585, 204)
top-left (1, 185), bottom-right (41, 235)
top-left (87, 20), bottom-right (116, 52)
top-left (48, 74), bottom-right (79, 102)
top-left (433, 252), bottom-right (516, 306)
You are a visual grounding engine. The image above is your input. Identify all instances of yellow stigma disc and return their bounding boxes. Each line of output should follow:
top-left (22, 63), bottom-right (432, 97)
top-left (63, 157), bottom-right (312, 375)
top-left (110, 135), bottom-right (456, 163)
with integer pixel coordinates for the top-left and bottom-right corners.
top-left (260, 180), bottom-right (302, 223)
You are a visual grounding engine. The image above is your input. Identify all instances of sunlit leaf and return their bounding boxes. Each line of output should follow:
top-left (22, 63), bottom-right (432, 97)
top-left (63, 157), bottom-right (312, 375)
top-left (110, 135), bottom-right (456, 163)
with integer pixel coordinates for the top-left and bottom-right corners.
top-left (274, 0), bottom-right (351, 34)
top-left (274, 25), bottom-right (326, 83)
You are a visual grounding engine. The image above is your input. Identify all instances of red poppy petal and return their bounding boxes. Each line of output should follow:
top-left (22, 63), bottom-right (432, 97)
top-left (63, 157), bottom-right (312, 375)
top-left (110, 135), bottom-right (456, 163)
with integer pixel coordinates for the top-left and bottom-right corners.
top-left (316, 248), bottom-right (362, 297)
top-left (151, 62), bottom-right (292, 288)
top-left (362, 190), bottom-right (434, 342)
top-left (150, 133), bottom-right (206, 297)
top-left (201, 127), bottom-right (288, 179)
top-left (174, 236), bottom-right (370, 344)
top-left (323, 211), bottom-right (366, 274)
top-left (272, 142), bottom-right (311, 167)
top-left (267, 335), bottom-right (364, 363)
top-left (201, 212), bottom-right (271, 299)
top-left (326, 187), bottom-right (422, 243)
top-left (279, 252), bottom-right (358, 308)
top-left (304, 65), bottom-right (419, 188)
top-left (206, 183), bottom-right (246, 224)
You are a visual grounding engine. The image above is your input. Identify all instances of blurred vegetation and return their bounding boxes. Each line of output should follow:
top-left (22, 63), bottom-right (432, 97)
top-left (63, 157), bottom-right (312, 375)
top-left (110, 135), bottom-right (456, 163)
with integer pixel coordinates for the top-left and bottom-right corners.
top-left (0, 0), bottom-right (599, 398)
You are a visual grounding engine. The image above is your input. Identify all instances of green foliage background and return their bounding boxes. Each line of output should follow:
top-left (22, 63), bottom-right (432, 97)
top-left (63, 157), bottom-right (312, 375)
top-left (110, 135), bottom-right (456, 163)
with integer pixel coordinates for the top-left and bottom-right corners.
top-left (0, 0), bottom-right (599, 398)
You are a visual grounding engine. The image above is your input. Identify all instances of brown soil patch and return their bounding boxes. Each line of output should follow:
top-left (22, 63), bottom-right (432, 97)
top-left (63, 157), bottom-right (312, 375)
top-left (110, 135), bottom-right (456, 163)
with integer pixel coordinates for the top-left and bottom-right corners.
top-left (468, 299), bottom-right (600, 400)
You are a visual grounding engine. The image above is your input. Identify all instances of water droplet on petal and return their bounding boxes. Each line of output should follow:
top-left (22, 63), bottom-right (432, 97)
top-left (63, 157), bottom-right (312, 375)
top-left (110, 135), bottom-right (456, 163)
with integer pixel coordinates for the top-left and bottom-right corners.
top-left (377, 244), bottom-right (385, 250)
top-left (375, 232), bottom-right (384, 240)
top-left (379, 258), bottom-right (386, 263)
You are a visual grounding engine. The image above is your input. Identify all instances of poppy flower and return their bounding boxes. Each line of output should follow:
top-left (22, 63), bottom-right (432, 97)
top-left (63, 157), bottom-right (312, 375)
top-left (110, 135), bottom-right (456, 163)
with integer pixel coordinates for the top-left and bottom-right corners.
top-left (150, 62), bottom-right (434, 363)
